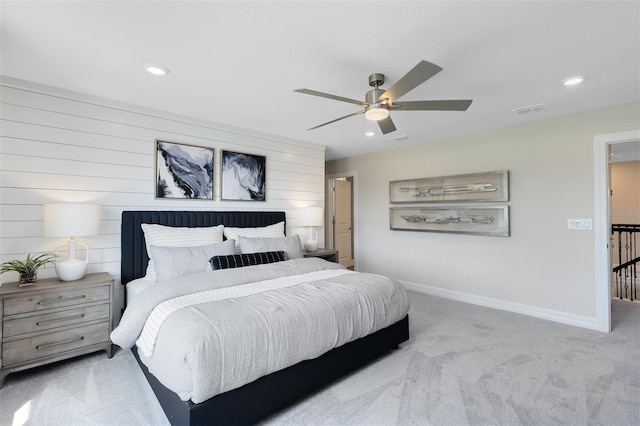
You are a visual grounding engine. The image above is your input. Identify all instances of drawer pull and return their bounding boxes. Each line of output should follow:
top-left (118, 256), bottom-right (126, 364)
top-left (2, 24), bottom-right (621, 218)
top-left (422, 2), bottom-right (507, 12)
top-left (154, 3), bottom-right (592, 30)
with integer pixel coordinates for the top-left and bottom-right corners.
top-left (36, 336), bottom-right (84, 350)
top-left (37, 313), bottom-right (85, 326)
top-left (37, 295), bottom-right (86, 305)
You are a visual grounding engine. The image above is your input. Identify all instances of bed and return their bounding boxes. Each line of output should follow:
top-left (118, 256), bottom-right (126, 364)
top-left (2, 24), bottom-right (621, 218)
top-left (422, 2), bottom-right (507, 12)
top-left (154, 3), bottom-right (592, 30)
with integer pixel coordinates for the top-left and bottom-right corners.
top-left (114, 210), bottom-right (409, 425)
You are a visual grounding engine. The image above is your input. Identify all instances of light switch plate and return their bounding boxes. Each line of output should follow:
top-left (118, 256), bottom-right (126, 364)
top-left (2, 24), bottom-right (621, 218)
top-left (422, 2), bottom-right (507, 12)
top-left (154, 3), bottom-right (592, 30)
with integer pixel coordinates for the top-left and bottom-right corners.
top-left (567, 218), bottom-right (593, 230)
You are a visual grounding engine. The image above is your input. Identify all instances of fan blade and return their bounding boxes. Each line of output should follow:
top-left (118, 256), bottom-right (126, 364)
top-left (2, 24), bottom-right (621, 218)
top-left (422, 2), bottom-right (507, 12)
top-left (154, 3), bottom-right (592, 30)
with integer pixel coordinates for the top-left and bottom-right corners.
top-left (393, 99), bottom-right (473, 111)
top-left (295, 88), bottom-right (367, 107)
top-left (308, 110), bottom-right (364, 130)
top-left (379, 60), bottom-right (443, 103)
top-left (377, 116), bottom-right (397, 134)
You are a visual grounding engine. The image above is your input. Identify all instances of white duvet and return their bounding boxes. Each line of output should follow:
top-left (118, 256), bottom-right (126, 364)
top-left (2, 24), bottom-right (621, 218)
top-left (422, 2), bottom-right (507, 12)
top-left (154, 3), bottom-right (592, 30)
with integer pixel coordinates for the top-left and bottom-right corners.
top-left (111, 258), bottom-right (410, 403)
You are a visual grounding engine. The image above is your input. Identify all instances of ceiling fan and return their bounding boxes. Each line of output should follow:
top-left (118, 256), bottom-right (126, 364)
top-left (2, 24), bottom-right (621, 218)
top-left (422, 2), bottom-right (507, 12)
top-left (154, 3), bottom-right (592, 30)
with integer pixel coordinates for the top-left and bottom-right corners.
top-left (294, 60), bottom-right (473, 135)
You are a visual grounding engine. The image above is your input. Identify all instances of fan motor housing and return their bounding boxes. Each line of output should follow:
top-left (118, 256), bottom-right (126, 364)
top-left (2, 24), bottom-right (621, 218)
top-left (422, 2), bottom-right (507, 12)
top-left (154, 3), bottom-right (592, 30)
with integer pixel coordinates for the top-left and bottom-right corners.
top-left (368, 73), bottom-right (385, 88)
top-left (366, 88), bottom-right (386, 105)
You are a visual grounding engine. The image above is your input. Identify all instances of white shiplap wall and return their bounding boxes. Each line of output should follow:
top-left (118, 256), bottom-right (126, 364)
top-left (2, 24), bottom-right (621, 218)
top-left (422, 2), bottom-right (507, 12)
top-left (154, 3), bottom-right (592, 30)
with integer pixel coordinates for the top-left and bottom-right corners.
top-left (0, 77), bottom-right (326, 292)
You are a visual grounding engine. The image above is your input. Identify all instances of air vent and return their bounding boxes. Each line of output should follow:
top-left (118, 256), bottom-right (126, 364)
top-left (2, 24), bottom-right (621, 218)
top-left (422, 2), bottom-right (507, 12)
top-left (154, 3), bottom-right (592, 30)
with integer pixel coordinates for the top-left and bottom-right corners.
top-left (390, 134), bottom-right (410, 141)
top-left (513, 103), bottom-right (549, 114)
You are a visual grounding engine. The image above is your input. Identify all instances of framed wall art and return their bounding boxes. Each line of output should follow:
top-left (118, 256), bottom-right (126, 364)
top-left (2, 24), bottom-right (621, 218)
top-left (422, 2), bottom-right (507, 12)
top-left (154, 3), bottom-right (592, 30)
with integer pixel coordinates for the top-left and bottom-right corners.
top-left (390, 205), bottom-right (510, 236)
top-left (155, 140), bottom-right (214, 200)
top-left (389, 170), bottom-right (509, 203)
top-left (221, 150), bottom-right (266, 201)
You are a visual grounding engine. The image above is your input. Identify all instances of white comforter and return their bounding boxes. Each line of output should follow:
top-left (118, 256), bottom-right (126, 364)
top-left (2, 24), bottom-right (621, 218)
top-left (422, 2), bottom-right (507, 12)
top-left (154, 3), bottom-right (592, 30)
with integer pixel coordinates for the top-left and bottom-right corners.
top-left (111, 258), bottom-right (410, 403)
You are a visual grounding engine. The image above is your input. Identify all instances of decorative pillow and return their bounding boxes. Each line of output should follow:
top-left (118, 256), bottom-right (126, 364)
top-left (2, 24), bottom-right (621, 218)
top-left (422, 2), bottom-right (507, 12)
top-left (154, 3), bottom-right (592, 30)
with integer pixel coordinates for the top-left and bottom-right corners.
top-left (141, 224), bottom-right (224, 281)
top-left (209, 251), bottom-right (286, 270)
top-left (223, 221), bottom-right (285, 251)
top-left (148, 240), bottom-right (236, 282)
top-left (237, 235), bottom-right (303, 260)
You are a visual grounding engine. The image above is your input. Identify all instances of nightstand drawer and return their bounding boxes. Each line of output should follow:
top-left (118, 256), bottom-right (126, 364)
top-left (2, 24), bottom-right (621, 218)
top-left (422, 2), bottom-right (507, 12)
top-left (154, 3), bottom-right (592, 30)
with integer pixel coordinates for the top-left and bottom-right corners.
top-left (3, 285), bottom-right (110, 316)
top-left (2, 321), bottom-right (110, 366)
top-left (3, 303), bottom-right (110, 338)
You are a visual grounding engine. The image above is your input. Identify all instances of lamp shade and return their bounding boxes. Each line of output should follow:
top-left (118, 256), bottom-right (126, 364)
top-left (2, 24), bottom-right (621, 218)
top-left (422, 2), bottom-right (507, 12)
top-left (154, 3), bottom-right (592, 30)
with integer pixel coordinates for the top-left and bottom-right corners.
top-left (300, 207), bottom-right (324, 227)
top-left (43, 204), bottom-right (101, 237)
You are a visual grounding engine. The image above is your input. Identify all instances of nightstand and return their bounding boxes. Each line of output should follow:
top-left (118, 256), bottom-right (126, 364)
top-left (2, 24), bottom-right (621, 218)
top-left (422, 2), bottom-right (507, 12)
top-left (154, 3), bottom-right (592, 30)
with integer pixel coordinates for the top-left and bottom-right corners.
top-left (0, 272), bottom-right (114, 387)
top-left (303, 248), bottom-right (339, 263)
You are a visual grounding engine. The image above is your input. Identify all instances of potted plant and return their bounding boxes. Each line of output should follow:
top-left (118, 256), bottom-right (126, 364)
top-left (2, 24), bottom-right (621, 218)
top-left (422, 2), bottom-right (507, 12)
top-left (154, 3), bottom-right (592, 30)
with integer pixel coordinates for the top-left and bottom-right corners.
top-left (0, 252), bottom-right (57, 286)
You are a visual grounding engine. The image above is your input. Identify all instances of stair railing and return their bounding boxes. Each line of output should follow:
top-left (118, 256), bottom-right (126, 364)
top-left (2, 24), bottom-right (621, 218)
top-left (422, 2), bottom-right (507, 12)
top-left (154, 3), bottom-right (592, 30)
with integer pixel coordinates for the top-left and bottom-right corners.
top-left (612, 224), bottom-right (639, 301)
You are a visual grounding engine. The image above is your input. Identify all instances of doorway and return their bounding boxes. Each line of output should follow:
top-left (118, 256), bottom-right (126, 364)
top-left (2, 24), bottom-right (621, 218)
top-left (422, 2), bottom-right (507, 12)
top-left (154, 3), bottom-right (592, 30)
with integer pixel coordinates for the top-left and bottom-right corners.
top-left (610, 143), bottom-right (640, 302)
top-left (594, 130), bottom-right (640, 332)
top-left (327, 173), bottom-right (356, 270)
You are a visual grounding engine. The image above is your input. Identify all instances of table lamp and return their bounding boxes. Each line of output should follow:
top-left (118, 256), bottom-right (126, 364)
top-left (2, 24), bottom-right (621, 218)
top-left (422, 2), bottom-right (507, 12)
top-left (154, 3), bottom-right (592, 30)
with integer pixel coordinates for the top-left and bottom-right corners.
top-left (43, 203), bottom-right (101, 281)
top-left (300, 207), bottom-right (324, 252)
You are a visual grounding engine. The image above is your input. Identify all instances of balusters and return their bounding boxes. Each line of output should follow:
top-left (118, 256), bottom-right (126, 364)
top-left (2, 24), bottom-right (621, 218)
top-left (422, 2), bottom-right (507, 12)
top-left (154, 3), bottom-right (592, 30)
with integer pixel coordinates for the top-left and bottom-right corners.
top-left (612, 224), bottom-right (639, 301)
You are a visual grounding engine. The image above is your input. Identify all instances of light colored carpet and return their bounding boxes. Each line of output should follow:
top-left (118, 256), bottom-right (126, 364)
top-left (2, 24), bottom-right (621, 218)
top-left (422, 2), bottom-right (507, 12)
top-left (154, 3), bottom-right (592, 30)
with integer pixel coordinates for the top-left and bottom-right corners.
top-left (1, 292), bottom-right (638, 426)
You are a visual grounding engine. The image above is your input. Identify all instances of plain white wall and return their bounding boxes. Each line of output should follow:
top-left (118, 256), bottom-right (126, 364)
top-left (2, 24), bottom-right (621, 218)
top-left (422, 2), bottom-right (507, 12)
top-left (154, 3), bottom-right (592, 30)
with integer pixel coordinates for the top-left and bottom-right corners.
top-left (327, 102), bottom-right (640, 325)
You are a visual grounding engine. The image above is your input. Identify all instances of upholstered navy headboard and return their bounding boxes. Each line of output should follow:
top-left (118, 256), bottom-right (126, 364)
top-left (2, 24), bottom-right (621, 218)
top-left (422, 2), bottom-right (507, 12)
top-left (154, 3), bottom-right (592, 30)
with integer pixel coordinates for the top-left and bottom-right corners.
top-left (120, 210), bottom-right (286, 285)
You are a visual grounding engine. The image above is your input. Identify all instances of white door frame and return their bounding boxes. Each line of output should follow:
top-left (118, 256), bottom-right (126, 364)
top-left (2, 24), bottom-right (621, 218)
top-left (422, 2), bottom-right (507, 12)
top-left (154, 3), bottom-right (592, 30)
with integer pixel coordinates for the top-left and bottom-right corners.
top-left (593, 129), bottom-right (640, 332)
top-left (326, 171), bottom-right (358, 270)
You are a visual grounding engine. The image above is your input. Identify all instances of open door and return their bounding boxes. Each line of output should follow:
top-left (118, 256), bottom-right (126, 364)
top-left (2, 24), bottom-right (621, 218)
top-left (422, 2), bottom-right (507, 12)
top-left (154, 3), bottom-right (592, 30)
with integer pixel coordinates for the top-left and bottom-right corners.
top-left (608, 144), bottom-right (614, 301)
top-left (327, 177), bottom-right (354, 269)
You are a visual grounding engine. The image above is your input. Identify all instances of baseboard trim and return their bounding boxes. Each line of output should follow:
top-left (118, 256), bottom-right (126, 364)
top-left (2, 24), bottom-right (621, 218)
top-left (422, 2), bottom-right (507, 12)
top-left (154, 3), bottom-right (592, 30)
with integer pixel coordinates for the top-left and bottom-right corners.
top-left (401, 281), bottom-right (601, 332)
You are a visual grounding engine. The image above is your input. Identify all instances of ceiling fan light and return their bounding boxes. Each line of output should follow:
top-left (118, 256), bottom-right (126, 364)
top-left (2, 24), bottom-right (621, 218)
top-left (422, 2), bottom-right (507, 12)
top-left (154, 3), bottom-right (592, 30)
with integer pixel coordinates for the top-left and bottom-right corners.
top-left (365, 106), bottom-right (389, 121)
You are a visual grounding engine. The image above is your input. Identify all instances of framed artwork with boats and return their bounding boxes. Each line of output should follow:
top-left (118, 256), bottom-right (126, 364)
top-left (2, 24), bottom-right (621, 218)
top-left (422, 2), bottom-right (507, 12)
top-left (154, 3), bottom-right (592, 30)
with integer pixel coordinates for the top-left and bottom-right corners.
top-left (389, 170), bottom-right (509, 203)
top-left (390, 205), bottom-right (510, 236)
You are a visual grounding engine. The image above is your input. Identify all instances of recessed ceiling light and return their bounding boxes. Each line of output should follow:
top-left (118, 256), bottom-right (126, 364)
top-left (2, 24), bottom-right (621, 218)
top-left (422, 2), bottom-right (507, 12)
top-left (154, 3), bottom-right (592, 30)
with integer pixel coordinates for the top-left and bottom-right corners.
top-left (562, 76), bottom-right (585, 86)
top-left (365, 131), bottom-right (375, 137)
top-left (145, 64), bottom-right (170, 76)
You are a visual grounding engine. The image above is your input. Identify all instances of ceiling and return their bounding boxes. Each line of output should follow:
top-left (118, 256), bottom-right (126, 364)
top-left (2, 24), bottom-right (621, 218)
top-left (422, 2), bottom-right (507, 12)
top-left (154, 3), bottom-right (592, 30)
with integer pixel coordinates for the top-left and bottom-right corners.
top-left (1, 1), bottom-right (639, 161)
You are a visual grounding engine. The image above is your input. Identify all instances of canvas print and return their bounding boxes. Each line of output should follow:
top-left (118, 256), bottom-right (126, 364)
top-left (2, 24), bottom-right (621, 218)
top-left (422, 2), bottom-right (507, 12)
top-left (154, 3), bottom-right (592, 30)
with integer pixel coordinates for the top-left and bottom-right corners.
top-left (155, 140), bottom-right (214, 199)
top-left (221, 150), bottom-right (266, 201)
top-left (389, 170), bottom-right (509, 203)
top-left (390, 206), bottom-right (509, 236)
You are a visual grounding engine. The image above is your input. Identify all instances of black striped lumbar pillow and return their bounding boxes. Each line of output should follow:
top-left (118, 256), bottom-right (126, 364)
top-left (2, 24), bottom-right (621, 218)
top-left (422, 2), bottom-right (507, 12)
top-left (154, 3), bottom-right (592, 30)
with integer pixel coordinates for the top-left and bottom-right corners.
top-left (209, 251), bottom-right (286, 270)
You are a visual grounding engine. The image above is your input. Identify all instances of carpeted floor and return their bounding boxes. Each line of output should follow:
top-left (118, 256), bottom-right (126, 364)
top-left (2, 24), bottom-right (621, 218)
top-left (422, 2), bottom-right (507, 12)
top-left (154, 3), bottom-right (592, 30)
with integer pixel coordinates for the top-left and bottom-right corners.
top-left (1, 292), bottom-right (638, 426)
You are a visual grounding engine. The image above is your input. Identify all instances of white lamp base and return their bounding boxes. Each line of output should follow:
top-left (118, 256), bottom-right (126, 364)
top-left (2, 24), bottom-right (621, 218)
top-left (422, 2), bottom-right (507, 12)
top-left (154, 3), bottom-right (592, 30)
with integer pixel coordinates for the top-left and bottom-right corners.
top-left (55, 240), bottom-right (90, 281)
top-left (55, 259), bottom-right (88, 281)
top-left (304, 228), bottom-right (319, 252)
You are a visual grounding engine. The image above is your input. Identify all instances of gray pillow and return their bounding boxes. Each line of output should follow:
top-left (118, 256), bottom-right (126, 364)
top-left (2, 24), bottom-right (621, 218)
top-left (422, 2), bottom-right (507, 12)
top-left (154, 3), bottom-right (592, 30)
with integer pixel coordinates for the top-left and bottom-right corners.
top-left (148, 239), bottom-right (236, 282)
top-left (237, 235), bottom-right (303, 260)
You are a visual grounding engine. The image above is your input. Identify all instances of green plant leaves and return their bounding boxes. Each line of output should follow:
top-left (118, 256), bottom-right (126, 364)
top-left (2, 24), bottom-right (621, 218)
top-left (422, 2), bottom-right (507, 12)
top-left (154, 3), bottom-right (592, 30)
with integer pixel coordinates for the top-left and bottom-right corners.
top-left (0, 252), bottom-right (58, 275)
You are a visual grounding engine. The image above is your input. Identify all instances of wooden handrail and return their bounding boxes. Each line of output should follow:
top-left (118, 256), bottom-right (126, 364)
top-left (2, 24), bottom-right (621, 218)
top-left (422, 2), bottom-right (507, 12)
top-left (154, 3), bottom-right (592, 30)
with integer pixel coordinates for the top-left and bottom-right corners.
top-left (612, 224), bottom-right (640, 233)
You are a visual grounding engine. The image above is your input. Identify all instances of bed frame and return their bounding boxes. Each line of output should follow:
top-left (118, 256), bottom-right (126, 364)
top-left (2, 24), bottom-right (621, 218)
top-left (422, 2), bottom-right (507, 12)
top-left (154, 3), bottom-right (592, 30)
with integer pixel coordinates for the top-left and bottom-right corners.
top-left (120, 210), bottom-right (409, 426)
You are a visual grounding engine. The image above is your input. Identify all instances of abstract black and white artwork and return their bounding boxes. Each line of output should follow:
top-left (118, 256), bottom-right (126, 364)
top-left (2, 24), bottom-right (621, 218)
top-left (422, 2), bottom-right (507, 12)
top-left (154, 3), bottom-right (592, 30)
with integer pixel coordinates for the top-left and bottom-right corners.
top-left (155, 140), bottom-right (214, 199)
top-left (221, 150), bottom-right (266, 201)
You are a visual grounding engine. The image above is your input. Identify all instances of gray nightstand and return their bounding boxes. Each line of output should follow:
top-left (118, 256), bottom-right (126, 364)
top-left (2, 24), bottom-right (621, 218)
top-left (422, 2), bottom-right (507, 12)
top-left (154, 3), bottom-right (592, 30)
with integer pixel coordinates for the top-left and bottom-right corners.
top-left (303, 248), bottom-right (339, 263)
top-left (0, 272), bottom-right (114, 387)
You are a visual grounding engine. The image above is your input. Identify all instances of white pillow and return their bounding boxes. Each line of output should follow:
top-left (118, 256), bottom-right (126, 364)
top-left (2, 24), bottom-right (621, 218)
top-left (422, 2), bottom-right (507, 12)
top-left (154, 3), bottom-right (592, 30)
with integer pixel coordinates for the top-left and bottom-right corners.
top-left (223, 221), bottom-right (285, 251)
top-left (237, 235), bottom-right (303, 260)
top-left (141, 224), bottom-right (224, 281)
top-left (148, 240), bottom-right (236, 282)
